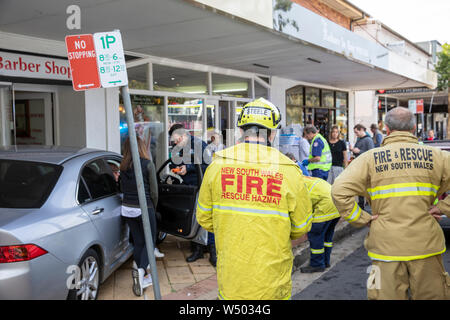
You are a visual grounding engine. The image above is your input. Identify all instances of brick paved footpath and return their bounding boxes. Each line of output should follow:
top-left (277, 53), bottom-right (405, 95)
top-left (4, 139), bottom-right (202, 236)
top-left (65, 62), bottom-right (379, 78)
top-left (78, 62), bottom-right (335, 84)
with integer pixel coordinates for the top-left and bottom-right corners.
top-left (98, 219), bottom-right (351, 300)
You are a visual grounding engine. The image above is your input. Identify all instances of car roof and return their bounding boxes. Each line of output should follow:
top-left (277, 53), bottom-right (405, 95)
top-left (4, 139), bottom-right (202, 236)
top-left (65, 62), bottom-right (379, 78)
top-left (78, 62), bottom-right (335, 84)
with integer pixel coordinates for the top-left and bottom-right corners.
top-left (0, 145), bottom-right (120, 165)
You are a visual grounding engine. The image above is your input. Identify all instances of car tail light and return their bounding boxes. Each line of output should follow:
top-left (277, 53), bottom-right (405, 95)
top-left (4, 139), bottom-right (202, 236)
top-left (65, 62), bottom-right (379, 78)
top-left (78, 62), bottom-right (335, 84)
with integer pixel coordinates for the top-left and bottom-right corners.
top-left (0, 244), bottom-right (48, 263)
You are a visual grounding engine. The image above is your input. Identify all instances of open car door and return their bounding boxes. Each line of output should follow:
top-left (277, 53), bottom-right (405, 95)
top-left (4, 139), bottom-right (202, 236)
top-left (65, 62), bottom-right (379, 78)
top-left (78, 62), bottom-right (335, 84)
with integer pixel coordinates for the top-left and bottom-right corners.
top-left (155, 159), bottom-right (204, 242)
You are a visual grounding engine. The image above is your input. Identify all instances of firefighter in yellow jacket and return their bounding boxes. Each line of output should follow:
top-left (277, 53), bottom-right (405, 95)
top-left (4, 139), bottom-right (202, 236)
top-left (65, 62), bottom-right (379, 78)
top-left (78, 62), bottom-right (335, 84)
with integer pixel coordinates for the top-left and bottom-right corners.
top-left (332, 107), bottom-right (450, 300)
top-left (301, 176), bottom-right (341, 273)
top-left (196, 98), bottom-right (313, 300)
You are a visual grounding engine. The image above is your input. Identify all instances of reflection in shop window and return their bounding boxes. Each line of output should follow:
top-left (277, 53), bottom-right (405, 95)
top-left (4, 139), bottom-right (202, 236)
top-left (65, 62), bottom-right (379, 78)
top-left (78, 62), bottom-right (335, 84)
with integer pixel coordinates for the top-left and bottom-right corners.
top-left (153, 64), bottom-right (207, 94)
top-left (212, 74), bottom-right (250, 98)
top-left (286, 86), bottom-right (304, 125)
top-left (128, 64), bottom-right (149, 90)
top-left (336, 91), bottom-right (348, 141)
top-left (305, 87), bottom-right (320, 107)
top-left (119, 95), bottom-right (165, 169)
top-left (322, 90), bottom-right (334, 108)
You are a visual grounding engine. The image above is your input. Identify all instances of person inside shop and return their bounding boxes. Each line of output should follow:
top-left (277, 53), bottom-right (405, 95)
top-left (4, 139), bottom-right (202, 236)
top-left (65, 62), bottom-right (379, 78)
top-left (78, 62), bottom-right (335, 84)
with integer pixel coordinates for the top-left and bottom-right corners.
top-left (207, 132), bottom-right (225, 156)
top-left (119, 136), bottom-right (164, 297)
top-left (327, 125), bottom-right (348, 185)
top-left (427, 129), bottom-right (438, 141)
top-left (370, 123), bottom-right (384, 148)
top-left (168, 124), bottom-right (217, 267)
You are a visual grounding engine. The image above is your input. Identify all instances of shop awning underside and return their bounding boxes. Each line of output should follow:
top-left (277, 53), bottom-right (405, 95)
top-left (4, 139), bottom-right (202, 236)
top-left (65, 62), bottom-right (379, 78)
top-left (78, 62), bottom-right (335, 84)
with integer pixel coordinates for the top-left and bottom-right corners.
top-left (0, 0), bottom-right (429, 90)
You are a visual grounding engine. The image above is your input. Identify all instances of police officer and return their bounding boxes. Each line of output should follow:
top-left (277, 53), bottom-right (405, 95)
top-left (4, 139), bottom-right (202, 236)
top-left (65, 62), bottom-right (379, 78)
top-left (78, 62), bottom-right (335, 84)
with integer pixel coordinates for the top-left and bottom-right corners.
top-left (332, 107), bottom-right (450, 300)
top-left (196, 98), bottom-right (313, 300)
top-left (300, 176), bottom-right (341, 273)
top-left (303, 125), bottom-right (332, 181)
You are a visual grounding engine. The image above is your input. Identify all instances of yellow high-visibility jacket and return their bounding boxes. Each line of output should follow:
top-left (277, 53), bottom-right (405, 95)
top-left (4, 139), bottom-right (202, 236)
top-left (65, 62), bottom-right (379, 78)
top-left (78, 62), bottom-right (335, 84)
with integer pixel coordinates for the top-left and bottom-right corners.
top-left (196, 142), bottom-right (313, 300)
top-left (303, 176), bottom-right (340, 223)
top-left (331, 131), bottom-right (450, 262)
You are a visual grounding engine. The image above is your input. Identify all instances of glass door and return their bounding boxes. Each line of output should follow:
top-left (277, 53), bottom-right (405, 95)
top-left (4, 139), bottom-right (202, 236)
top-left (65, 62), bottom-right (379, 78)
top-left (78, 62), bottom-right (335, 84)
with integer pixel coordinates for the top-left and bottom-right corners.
top-left (13, 91), bottom-right (54, 146)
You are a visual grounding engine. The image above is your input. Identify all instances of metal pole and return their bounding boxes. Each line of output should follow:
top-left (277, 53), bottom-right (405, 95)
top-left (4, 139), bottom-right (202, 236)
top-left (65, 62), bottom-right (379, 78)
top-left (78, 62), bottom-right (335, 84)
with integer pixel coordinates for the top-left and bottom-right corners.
top-left (121, 85), bottom-right (161, 300)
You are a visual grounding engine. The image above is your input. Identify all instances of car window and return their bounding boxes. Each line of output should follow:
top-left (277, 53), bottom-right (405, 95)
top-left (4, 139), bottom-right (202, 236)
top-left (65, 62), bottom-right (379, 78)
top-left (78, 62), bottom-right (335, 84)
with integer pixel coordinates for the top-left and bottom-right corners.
top-left (81, 159), bottom-right (118, 201)
top-left (0, 160), bottom-right (62, 208)
top-left (77, 178), bottom-right (91, 204)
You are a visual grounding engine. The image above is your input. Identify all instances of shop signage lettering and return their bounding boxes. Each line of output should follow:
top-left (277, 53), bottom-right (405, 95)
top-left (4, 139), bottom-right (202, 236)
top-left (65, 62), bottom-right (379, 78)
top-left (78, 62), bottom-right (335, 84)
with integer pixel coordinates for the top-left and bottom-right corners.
top-left (0, 51), bottom-right (71, 80)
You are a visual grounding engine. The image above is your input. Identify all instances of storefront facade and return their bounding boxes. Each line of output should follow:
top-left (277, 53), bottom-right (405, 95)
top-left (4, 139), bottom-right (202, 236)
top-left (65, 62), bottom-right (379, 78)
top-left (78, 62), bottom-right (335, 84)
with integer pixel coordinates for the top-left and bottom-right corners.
top-left (0, 0), bottom-right (438, 159)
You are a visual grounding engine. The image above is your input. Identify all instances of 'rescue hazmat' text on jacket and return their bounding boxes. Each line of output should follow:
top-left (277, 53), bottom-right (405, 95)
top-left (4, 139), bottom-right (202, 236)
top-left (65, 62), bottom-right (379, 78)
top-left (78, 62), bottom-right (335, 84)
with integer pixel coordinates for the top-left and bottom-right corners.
top-left (331, 131), bottom-right (450, 262)
top-left (196, 142), bottom-right (313, 300)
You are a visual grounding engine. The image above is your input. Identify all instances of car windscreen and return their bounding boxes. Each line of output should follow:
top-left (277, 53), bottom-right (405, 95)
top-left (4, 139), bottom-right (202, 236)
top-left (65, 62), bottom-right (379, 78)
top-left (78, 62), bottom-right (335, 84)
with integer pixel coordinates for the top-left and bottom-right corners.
top-left (0, 160), bottom-right (63, 208)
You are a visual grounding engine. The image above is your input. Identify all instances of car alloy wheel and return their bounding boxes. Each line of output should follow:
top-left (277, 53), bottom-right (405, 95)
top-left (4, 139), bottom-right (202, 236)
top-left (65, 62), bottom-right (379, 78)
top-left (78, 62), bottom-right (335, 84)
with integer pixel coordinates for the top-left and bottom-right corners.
top-left (70, 249), bottom-right (101, 300)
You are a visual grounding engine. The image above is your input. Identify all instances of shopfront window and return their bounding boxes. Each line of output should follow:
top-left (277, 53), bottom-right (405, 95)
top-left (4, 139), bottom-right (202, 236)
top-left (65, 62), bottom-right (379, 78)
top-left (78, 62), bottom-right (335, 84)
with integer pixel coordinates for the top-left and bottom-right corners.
top-left (128, 64), bottom-right (149, 90)
top-left (322, 90), bottom-right (334, 108)
top-left (305, 87), bottom-right (320, 107)
top-left (168, 97), bottom-right (203, 138)
top-left (119, 95), bottom-right (165, 169)
top-left (286, 86), bottom-right (304, 125)
top-left (153, 64), bottom-right (207, 94)
top-left (212, 74), bottom-right (250, 98)
top-left (254, 80), bottom-right (269, 100)
top-left (336, 91), bottom-right (348, 140)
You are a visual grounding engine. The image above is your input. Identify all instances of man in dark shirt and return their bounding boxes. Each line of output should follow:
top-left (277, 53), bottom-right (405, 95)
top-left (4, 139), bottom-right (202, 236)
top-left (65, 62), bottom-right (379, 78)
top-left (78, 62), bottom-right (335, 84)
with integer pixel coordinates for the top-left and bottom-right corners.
top-left (168, 124), bottom-right (216, 266)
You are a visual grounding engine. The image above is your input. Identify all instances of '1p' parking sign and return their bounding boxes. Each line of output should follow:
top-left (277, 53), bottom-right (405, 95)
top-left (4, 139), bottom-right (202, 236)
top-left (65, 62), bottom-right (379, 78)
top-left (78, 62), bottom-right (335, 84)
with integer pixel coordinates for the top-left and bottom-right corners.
top-left (93, 30), bottom-right (128, 88)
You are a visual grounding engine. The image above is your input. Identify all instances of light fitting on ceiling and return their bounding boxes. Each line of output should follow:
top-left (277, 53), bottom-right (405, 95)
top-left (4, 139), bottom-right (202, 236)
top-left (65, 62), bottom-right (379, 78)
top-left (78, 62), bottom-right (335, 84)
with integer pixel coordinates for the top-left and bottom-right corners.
top-left (252, 63), bottom-right (270, 69)
top-left (307, 57), bottom-right (321, 64)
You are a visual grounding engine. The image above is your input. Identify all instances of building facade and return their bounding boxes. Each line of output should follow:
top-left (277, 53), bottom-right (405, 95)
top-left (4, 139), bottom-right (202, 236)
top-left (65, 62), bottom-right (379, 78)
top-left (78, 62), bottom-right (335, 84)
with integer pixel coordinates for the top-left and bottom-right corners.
top-left (0, 0), bottom-right (438, 165)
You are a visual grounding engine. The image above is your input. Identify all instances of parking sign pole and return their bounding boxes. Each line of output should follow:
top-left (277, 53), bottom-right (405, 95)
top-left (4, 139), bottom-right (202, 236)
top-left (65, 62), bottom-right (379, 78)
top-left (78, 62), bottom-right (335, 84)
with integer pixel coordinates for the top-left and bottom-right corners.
top-left (121, 85), bottom-right (162, 300)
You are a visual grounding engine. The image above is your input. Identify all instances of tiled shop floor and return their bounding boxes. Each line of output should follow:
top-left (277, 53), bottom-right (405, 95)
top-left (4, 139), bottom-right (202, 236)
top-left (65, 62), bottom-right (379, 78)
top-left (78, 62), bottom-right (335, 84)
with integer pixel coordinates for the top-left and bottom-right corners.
top-left (97, 235), bottom-right (217, 300)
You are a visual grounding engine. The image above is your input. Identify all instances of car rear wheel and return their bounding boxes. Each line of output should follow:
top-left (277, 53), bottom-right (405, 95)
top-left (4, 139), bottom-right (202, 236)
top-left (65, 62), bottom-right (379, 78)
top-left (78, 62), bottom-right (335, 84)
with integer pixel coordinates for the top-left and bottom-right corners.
top-left (67, 249), bottom-right (101, 300)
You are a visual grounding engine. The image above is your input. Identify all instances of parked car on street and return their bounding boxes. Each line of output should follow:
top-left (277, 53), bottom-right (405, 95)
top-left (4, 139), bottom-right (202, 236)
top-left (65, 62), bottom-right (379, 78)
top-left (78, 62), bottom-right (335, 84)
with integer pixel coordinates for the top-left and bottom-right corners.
top-left (0, 146), bottom-right (133, 300)
top-left (424, 140), bottom-right (450, 232)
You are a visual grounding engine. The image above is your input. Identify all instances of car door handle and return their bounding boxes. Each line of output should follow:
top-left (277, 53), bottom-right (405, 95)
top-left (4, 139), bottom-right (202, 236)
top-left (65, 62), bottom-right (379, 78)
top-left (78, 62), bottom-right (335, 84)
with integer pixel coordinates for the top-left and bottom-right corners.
top-left (92, 208), bottom-right (104, 215)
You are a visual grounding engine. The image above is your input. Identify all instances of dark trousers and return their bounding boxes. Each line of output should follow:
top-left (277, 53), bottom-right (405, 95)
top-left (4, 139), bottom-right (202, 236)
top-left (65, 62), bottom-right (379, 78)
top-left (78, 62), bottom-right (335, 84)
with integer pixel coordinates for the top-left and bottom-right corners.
top-left (123, 206), bottom-right (157, 270)
top-left (311, 169), bottom-right (329, 181)
top-left (308, 218), bottom-right (340, 268)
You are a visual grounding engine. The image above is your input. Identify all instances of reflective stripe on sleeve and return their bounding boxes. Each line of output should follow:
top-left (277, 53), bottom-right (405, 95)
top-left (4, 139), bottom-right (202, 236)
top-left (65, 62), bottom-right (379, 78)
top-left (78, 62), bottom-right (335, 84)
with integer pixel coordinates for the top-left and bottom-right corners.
top-left (291, 212), bottom-right (313, 231)
top-left (367, 183), bottom-right (439, 200)
top-left (197, 201), bottom-right (212, 212)
top-left (312, 212), bottom-right (340, 223)
top-left (345, 202), bottom-right (361, 223)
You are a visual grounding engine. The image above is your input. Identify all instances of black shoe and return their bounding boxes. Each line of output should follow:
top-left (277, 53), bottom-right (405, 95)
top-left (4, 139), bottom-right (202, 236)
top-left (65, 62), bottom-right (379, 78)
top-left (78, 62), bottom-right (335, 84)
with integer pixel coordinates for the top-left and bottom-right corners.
top-left (325, 263), bottom-right (330, 268)
top-left (186, 242), bottom-right (204, 263)
top-left (300, 266), bottom-right (326, 273)
top-left (208, 244), bottom-right (217, 267)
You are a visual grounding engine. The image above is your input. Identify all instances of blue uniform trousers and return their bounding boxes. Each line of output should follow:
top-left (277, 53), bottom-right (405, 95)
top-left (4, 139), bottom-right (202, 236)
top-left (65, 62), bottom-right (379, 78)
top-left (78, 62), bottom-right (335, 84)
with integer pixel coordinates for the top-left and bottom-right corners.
top-left (311, 169), bottom-right (329, 181)
top-left (308, 218), bottom-right (340, 268)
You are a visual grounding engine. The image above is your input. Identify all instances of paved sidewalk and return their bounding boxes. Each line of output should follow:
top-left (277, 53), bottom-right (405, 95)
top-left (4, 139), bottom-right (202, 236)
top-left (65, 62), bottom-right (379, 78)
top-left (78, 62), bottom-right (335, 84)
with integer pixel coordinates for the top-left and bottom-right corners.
top-left (98, 219), bottom-right (353, 300)
top-left (97, 235), bottom-right (217, 300)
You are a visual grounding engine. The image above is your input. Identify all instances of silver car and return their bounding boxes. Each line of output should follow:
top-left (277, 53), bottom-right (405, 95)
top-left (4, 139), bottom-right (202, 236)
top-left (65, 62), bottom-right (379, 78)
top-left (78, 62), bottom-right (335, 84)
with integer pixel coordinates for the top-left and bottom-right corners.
top-left (0, 146), bottom-right (133, 300)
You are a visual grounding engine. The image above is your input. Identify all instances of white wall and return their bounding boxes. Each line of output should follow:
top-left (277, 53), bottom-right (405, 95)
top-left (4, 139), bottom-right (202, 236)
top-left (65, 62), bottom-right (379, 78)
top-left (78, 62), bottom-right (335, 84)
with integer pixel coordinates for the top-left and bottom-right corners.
top-left (84, 87), bottom-right (120, 153)
top-left (352, 90), bottom-right (378, 143)
top-left (57, 86), bottom-right (86, 148)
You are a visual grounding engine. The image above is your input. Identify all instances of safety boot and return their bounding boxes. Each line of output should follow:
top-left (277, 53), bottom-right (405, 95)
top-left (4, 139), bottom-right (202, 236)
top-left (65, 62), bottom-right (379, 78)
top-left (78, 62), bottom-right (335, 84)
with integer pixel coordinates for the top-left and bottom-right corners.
top-left (300, 265), bottom-right (326, 273)
top-left (208, 243), bottom-right (217, 267)
top-left (186, 242), bottom-right (204, 262)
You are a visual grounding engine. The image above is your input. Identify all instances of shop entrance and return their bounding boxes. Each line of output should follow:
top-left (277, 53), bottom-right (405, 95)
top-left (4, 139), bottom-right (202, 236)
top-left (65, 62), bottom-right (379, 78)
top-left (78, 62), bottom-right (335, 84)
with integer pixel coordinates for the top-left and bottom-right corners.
top-left (14, 91), bottom-right (54, 146)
